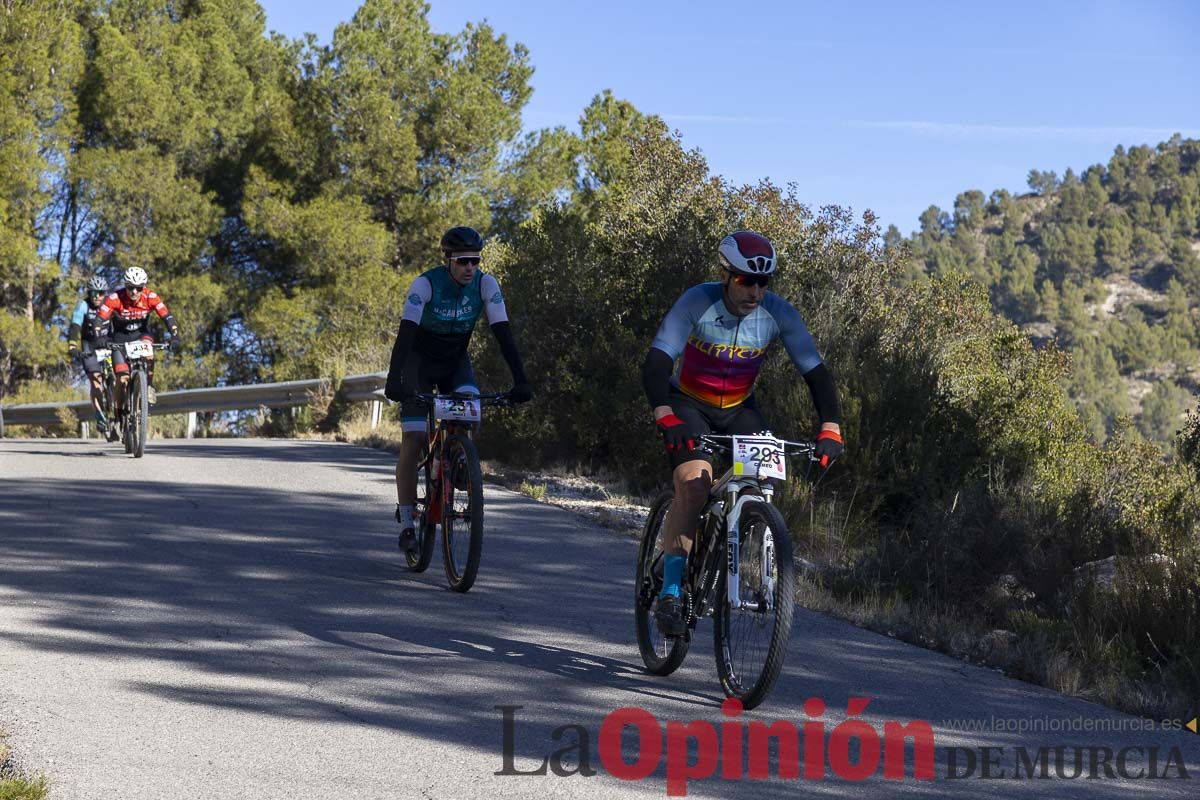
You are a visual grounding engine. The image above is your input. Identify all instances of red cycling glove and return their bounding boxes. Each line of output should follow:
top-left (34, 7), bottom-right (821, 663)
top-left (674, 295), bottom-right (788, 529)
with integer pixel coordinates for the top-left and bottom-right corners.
top-left (656, 414), bottom-right (695, 453)
top-left (815, 429), bottom-right (844, 468)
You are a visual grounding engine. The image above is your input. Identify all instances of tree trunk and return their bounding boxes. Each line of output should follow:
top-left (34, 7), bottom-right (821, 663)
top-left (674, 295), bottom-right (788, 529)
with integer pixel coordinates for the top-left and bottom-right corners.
top-left (25, 262), bottom-right (35, 321)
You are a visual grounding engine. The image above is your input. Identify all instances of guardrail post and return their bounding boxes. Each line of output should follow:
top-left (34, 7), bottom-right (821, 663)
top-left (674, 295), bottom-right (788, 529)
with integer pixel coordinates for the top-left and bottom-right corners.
top-left (186, 411), bottom-right (197, 439)
top-left (81, 420), bottom-right (90, 439)
top-left (371, 400), bottom-right (382, 430)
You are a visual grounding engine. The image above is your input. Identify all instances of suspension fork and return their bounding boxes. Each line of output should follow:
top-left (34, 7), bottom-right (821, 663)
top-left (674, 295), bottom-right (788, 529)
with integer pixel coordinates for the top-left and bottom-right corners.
top-left (725, 485), bottom-right (742, 610)
top-left (724, 487), bottom-right (771, 610)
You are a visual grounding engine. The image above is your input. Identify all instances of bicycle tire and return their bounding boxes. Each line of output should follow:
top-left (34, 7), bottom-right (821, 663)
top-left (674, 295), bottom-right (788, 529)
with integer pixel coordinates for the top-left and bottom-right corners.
top-left (406, 458), bottom-right (438, 572)
top-left (713, 500), bottom-right (795, 710)
top-left (130, 369), bottom-right (148, 458)
top-left (441, 433), bottom-right (484, 592)
top-left (634, 490), bottom-right (690, 675)
top-left (122, 400), bottom-right (134, 453)
top-left (102, 379), bottom-right (117, 442)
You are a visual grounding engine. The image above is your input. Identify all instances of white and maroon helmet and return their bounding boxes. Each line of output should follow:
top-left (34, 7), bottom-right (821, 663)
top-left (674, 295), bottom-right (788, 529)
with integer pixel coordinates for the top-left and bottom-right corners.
top-left (718, 230), bottom-right (776, 275)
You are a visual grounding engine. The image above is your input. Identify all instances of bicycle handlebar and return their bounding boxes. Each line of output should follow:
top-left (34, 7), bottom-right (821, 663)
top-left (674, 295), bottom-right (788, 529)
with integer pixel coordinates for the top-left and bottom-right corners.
top-left (695, 433), bottom-right (817, 458)
top-left (411, 391), bottom-right (515, 407)
top-left (103, 342), bottom-right (170, 351)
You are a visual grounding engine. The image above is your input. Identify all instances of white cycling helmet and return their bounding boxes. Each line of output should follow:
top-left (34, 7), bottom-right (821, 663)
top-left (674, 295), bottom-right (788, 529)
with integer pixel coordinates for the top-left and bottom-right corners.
top-left (123, 266), bottom-right (148, 288)
top-left (718, 230), bottom-right (776, 275)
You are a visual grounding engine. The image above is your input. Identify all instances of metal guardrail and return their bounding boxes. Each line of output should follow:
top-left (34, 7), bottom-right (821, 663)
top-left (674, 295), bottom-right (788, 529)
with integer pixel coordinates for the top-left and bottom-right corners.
top-left (0, 372), bottom-right (389, 435)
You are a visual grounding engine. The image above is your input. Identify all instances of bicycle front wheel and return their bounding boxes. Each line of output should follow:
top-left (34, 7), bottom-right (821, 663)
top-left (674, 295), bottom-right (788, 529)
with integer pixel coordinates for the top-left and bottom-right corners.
top-left (634, 490), bottom-right (690, 675)
top-left (713, 500), bottom-right (795, 710)
top-left (441, 433), bottom-right (484, 592)
top-left (129, 369), bottom-right (148, 458)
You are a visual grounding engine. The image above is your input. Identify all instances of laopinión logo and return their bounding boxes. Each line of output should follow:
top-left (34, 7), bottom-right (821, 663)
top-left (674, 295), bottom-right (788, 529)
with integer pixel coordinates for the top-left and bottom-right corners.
top-left (498, 697), bottom-right (934, 796)
top-left (496, 699), bottom-right (1192, 796)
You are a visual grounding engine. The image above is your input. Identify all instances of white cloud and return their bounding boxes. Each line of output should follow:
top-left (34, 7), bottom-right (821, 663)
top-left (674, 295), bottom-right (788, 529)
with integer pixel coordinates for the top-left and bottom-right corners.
top-left (849, 120), bottom-right (1200, 143)
top-left (660, 113), bottom-right (784, 126)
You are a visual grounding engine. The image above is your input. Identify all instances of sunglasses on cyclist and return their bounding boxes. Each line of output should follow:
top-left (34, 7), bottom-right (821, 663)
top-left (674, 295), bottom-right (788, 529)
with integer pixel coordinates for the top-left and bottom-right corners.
top-left (726, 271), bottom-right (770, 288)
top-left (452, 256), bottom-right (481, 266)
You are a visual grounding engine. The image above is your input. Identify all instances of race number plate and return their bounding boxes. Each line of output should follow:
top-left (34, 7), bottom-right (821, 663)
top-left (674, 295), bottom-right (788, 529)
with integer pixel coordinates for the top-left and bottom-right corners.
top-left (433, 397), bottom-right (481, 422)
top-left (732, 436), bottom-right (786, 480)
top-left (94, 348), bottom-right (112, 361)
top-left (124, 340), bottom-right (153, 359)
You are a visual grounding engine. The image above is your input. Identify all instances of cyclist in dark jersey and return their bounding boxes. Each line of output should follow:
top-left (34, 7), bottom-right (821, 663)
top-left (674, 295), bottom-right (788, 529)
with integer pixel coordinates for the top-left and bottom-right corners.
top-left (68, 274), bottom-right (115, 434)
top-left (642, 230), bottom-right (844, 636)
top-left (384, 226), bottom-right (532, 554)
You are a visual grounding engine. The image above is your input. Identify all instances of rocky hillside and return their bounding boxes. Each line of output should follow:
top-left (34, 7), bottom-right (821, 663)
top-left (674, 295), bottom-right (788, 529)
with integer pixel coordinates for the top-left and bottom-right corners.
top-left (892, 135), bottom-right (1200, 444)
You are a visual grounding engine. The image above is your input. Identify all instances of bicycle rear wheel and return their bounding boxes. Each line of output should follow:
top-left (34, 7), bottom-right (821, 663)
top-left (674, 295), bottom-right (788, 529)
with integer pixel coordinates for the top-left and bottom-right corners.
top-left (634, 491), bottom-right (690, 675)
top-left (102, 379), bottom-right (118, 441)
top-left (406, 457), bottom-right (438, 572)
top-left (713, 500), bottom-right (795, 710)
top-left (441, 433), bottom-right (484, 592)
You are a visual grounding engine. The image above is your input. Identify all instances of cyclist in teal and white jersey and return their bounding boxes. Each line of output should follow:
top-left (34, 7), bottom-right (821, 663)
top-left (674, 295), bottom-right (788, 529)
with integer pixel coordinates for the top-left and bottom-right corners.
top-left (642, 230), bottom-right (845, 637)
top-left (68, 274), bottom-right (115, 434)
top-left (384, 226), bottom-right (533, 555)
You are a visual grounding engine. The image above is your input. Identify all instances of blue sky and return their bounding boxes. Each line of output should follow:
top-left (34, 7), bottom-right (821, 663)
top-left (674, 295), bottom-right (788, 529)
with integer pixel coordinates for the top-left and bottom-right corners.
top-left (257, 0), bottom-right (1200, 234)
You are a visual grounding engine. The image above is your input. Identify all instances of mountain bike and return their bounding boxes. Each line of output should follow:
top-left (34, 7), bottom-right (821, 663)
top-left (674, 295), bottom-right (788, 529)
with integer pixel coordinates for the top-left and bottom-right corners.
top-left (110, 340), bottom-right (167, 458)
top-left (89, 345), bottom-right (119, 443)
top-left (406, 391), bottom-right (513, 592)
top-left (634, 433), bottom-right (817, 710)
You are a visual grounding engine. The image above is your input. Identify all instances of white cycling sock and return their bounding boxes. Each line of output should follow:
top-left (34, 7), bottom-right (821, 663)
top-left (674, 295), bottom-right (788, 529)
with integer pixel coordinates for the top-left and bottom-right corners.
top-left (396, 504), bottom-right (415, 529)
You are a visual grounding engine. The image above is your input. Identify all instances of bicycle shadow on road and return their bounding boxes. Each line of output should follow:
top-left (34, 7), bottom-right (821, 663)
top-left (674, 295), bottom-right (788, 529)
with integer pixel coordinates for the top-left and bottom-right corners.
top-left (5, 469), bottom-right (1193, 799)
top-left (0, 475), bottom-right (721, 766)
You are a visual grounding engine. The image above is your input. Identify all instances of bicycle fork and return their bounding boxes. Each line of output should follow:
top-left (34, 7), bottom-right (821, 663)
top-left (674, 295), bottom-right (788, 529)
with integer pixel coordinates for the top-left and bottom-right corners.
top-left (723, 489), bottom-right (776, 613)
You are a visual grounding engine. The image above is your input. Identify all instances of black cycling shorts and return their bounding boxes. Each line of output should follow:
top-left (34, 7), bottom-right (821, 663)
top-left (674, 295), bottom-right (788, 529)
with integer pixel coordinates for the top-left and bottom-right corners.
top-left (79, 342), bottom-right (107, 376)
top-left (398, 351), bottom-right (478, 431)
top-left (665, 390), bottom-right (770, 471)
top-left (109, 332), bottom-right (155, 375)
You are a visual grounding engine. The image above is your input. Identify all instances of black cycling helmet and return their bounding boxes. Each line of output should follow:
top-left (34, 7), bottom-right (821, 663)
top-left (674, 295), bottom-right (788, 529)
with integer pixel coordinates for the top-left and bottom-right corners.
top-left (440, 226), bottom-right (484, 254)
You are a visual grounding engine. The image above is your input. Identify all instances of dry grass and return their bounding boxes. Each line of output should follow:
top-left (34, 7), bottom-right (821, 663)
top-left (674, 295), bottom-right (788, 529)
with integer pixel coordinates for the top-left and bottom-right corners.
top-left (795, 574), bottom-right (1195, 722)
top-left (518, 481), bottom-right (547, 501)
top-left (0, 734), bottom-right (49, 800)
top-left (335, 416), bottom-right (404, 453)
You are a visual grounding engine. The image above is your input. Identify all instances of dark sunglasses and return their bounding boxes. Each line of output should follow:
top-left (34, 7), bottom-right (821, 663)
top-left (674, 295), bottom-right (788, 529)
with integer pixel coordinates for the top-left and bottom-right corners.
top-left (727, 271), bottom-right (770, 288)
top-left (452, 256), bottom-right (481, 266)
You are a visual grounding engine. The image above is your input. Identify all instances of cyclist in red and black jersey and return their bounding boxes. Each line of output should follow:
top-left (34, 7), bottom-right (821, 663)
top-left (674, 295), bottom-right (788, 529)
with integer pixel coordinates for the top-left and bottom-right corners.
top-left (96, 266), bottom-right (181, 411)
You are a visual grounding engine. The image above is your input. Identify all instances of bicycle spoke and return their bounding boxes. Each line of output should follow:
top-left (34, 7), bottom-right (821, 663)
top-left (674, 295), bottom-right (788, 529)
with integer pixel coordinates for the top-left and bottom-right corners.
top-left (634, 491), bottom-right (690, 674)
top-left (714, 501), bottom-right (795, 709)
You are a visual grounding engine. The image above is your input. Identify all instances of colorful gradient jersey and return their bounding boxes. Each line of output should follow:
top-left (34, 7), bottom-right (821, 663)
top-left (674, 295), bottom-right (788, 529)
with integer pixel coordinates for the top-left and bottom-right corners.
top-left (650, 283), bottom-right (822, 408)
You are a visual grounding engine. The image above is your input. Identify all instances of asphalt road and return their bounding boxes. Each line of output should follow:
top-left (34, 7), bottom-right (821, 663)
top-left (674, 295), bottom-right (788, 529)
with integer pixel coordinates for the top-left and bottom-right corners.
top-left (1, 438), bottom-right (1197, 799)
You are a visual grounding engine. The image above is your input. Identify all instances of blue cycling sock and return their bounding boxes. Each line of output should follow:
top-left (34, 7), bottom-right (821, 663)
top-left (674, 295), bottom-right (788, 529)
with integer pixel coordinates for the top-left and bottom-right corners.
top-left (660, 554), bottom-right (685, 598)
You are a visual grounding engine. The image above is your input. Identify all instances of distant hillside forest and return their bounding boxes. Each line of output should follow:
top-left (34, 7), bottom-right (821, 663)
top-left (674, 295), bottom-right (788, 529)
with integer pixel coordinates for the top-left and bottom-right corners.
top-left (890, 135), bottom-right (1200, 445)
